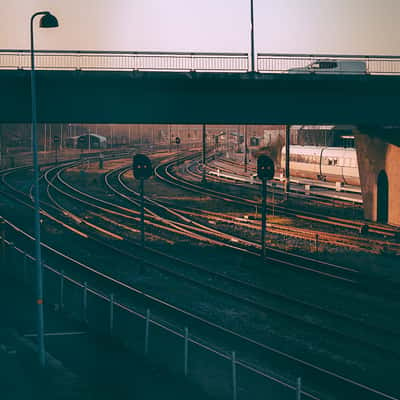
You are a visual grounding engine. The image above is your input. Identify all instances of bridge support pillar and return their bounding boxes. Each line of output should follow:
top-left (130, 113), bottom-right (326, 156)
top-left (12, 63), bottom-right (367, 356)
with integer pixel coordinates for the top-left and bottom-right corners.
top-left (354, 132), bottom-right (400, 226)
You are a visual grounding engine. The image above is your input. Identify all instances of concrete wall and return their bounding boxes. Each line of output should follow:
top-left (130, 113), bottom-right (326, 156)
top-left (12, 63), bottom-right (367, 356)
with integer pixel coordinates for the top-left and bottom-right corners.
top-left (355, 132), bottom-right (400, 226)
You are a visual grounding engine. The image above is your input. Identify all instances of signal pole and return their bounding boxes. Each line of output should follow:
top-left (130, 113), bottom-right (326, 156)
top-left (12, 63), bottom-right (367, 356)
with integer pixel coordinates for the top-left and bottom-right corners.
top-left (132, 154), bottom-right (153, 247)
top-left (244, 125), bottom-right (248, 173)
top-left (139, 178), bottom-right (145, 246)
top-left (285, 125), bottom-right (290, 198)
top-left (257, 155), bottom-right (275, 258)
top-left (261, 178), bottom-right (267, 257)
top-left (202, 124), bottom-right (207, 183)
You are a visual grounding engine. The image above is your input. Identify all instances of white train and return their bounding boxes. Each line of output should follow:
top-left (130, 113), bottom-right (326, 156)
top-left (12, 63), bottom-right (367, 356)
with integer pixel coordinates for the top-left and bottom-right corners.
top-left (281, 146), bottom-right (360, 186)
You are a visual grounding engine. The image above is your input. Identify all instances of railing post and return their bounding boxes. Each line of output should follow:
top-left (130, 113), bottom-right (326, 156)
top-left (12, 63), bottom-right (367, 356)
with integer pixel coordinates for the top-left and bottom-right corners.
top-left (296, 377), bottom-right (302, 400)
top-left (109, 293), bottom-right (114, 336)
top-left (59, 270), bottom-right (64, 310)
top-left (82, 282), bottom-right (88, 322)
top-left (231, 351), bottom-right (237, 400)
top-left (184, 327), bottom-right (189, 376)
top-left (144, 308), bottom-right (150, 354)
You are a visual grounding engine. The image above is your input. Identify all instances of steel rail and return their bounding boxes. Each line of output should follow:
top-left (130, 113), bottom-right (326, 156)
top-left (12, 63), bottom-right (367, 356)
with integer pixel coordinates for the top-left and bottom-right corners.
top-left (185, 161), bottom-right (400, 253)
top-left (154, 154), bottom-right (360, 276)
top-left (13, 162), bottom-right (393, 349)
top-left (177, 155), bottom-right (400, 242)
top-left (95, 168), bottom-right (400, 347)
top-left (1, 209), bottom-right (398, 400)
top-left (0, 216), bottom-right (323, 400)
top-left (1, 162), bottom-right (394, 399)
top-left (212, 157), bottom-right (398, 236)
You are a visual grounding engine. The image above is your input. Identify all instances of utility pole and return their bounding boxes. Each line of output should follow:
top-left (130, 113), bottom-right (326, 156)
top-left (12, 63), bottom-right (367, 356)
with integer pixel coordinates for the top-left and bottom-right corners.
top-left (49, 123), bottom-right (52, 152)
top-left (44, 123), bottom-right (47, 152)
top-left (168, 125), bottom-right (172, 152)
top-left (250, 0), bottom-right (255, 73)
top-left (285, 125), bottom-right (290, 198)
top-left (202, 124), bottom-right (207, 183)
top-left (244, 125), bottom-right (248, 173)
top-left (0, 124), bottom-right (4, 169)
top-left (60, 124), bottom-right (63, 151)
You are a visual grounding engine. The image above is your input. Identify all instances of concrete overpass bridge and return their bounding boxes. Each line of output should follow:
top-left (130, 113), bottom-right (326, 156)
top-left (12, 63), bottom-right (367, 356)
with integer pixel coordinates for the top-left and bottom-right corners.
top-left (1, 50), bottom-right (400, 225)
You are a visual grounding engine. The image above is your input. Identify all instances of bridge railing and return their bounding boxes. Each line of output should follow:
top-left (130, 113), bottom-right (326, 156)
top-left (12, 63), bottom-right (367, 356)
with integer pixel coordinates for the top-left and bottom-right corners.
top-left (0, 50), bottom-right (249, 72)
top-left (257, 53), bottom-right (400, 75)
top-left (2, 50), bottom-right (400, 75)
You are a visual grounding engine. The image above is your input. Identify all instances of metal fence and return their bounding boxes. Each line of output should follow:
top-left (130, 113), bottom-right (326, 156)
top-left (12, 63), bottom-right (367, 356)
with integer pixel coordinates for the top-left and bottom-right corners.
top-left (0, 50), bottom-right (249, 72)
top-left (257, 53), bottom-right (400, 75)
top-left (0, 220), bottom-right (312, 400)
top-left (2, 50), bottom-right (400, 74)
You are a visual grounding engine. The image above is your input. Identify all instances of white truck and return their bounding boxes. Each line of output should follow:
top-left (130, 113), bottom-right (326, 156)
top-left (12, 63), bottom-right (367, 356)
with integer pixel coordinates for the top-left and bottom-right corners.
top-left (288, 59), bottom-right (367, 74)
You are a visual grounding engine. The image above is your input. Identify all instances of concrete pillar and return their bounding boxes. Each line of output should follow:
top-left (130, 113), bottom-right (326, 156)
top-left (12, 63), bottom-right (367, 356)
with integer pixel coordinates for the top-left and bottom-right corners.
top-left (354, 132), bottom-right (400, 226)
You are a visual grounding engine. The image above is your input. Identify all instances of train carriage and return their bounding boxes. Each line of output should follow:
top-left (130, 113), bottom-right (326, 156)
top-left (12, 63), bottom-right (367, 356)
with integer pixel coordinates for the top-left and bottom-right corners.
top-left (77, 134), bottom-right (107, 149)
top-left (281, 146), bottom-right (360, 186)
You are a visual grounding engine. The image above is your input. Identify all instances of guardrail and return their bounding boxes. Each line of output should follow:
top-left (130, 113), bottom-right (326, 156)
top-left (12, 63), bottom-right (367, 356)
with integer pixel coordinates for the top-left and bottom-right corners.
top-left (2, 50), bottom-right (400, 74)
top-left (0, 50), bottom-right (249, 72)
top-left (257, 53), bottom-right (400, 75)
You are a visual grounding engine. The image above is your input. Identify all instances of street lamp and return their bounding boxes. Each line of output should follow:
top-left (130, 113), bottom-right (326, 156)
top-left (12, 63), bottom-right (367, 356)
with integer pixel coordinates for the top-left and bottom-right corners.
top-left (30, 10), bottom-right (59, 367)
top-left (250, 0), bottom-right (255, 72)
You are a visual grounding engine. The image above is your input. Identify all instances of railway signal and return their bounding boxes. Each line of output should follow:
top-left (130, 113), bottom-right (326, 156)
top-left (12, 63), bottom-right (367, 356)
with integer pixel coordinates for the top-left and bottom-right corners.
top-left (132, 154), bottom-right (153, 246)
top-left (257, 155), bottom-right (275, 180)
top-left (257, 155), bottom-right (275, 258)
top-left (175, 137), bottom-right (181, 153)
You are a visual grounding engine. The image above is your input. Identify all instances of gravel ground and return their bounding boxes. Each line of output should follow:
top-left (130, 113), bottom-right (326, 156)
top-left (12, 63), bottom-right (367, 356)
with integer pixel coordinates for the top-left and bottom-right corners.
top-left (2, 158), bottom-right (400, 399)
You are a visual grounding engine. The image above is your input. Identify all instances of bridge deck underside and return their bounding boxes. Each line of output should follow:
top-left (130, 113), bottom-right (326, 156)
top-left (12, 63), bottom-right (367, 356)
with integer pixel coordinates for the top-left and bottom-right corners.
top-left (2, 70), bottom-right (400, 125)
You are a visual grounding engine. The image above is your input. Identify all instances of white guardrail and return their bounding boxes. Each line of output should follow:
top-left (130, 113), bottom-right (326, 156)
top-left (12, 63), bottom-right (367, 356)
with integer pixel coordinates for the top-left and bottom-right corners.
top-left (1, 50), bottom-right (400, 74)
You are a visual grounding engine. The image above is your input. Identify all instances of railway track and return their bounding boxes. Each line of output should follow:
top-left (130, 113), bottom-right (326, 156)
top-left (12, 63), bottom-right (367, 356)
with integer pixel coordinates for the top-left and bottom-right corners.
top-left (194, 158), bottom-right (362, 213)
top-left (158, 154), bottom-right (400, 252)
top-left (1, 157), bottom-right (399, 399)
top-left (211, 157), bottom-right (398, 236)
top-left (35, 154), bottom-right (398, 295)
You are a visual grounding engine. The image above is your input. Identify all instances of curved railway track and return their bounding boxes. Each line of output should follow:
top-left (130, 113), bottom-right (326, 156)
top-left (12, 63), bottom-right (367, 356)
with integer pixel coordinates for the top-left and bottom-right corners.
top-left (156, 154), bottom-right (400, 253)
top-left (209, 157), bottom-right (398, 237)
top-left (1, 157), bottom-right (399, 400)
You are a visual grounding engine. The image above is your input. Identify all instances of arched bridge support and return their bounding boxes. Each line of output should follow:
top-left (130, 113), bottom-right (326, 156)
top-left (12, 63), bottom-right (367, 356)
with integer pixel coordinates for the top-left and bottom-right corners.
top-left (354, 130), bottom-right (400, 226)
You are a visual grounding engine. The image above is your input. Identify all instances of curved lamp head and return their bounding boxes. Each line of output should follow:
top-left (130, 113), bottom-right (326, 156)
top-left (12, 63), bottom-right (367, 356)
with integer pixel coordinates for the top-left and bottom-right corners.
top-left (39, 13), bottom-right (59, 28)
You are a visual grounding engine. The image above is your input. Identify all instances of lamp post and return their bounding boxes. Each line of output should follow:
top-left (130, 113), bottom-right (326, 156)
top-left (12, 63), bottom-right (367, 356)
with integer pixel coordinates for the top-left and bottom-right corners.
top-left (30, 10), bottom-right (59, 367)
top-left (250, 0), bottom-right (255, 72)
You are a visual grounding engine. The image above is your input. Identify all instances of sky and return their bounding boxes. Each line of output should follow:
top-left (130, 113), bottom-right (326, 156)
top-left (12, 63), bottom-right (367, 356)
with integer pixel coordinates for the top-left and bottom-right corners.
top-left (1, 0), bottom-right (400, 55)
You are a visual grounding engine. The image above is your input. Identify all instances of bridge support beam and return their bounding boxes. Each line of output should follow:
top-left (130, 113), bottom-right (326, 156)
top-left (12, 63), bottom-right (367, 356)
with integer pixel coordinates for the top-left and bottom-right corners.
top-left (354, 131), bottom-right (400, 226)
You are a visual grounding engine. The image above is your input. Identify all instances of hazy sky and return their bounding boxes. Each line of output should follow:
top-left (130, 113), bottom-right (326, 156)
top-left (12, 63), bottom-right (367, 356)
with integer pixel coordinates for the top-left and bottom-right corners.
top-left (1, 0), bottom-right (400, 55)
